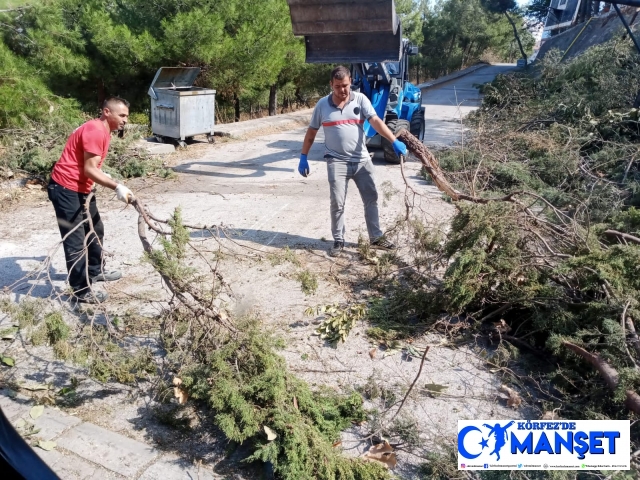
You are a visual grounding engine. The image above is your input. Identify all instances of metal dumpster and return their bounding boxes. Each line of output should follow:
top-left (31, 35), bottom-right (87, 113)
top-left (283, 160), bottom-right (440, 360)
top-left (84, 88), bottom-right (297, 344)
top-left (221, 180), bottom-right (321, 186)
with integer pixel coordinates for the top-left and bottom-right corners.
top-left (147, 67), bottom-right (216, 147)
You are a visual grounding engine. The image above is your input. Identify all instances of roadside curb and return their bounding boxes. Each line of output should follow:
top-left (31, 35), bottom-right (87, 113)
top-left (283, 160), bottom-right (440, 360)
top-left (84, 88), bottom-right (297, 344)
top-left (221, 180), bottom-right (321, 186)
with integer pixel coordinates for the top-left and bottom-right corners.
top-left (416, 63), bottom-right (490, 90)
top-left (134, 109), bottom-right (313, 155)
top-left (213, 109), bottom-right (313, 139)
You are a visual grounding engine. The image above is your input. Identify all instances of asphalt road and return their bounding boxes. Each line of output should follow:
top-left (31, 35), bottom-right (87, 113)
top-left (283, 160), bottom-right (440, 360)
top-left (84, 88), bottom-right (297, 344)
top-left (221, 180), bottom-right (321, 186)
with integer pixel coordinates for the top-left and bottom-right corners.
top-left (421, 63), bottom-right (516, 147)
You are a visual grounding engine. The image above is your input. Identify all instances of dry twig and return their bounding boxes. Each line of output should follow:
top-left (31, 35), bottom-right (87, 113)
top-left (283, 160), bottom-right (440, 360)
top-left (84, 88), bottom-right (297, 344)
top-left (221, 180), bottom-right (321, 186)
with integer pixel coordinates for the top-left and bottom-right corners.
top-left (389, 346), bottom-right (430, 422)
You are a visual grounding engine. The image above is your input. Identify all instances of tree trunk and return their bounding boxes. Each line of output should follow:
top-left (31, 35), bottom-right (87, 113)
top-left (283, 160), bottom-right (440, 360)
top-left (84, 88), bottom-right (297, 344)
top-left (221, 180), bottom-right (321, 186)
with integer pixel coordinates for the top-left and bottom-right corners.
top-left (97, 79), bottom-right (106, 111)
top-left (234, 93), bottom-right (240, 122)
top-left (269, 84), bottom-right (277, 117)
top-left (504, 11), bottom-right (528, 66)
top-left (446, 34), bottom-right (457, 74)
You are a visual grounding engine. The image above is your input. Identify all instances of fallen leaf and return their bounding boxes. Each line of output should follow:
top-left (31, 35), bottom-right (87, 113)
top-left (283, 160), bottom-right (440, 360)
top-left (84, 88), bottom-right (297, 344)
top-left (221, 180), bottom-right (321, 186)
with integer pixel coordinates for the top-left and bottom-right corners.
top-left (173, 386), bottom-right (188, 405)
top-left (369, 348), bottom-right (377, 360)
top-left (172, 377), bottom-right (183, 386)
top-left (493, 319), bottom-right (511, 334)
top-left (499, 384), bottom-right (522, 408)
top-left (20, 383), bottom-right (49, 391)
top-left (382, 346), bottom-right (401, 359)
top-left (14, 418), bottom-right (26, 429)
top-left (37, 440), bottom-right (56, 451)
top-left (362, 440), bottom-right (397, 469)
top-left (424, 383), bottom-right (448, 397)
top-left (332, 440), bottom-right (342, 448)
top-left (24, 427), bottom-right (41, 437)
top-left (541, 410), bottom-right (563, 420)
top-left (1, 356), bottom-right (15, 367)
top-left (293, 396), bottom-right (298, 410)
top-left (264, 425), bottom-right (277, 441)
top-left (30, 405), bottom-right (44, 419)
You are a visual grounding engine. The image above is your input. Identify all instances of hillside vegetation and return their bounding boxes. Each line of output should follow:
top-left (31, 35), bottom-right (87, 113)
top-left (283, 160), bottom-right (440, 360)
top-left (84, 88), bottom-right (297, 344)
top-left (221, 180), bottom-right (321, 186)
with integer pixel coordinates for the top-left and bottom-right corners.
top-left (389, 39), bottom-right (640, 466)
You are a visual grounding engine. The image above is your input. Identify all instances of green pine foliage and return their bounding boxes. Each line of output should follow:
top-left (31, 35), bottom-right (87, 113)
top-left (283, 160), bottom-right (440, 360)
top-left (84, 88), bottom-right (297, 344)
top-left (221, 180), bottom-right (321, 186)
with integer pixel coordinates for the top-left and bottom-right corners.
top-left (148, 211), bottom-right (388, 480)
top-left (420, 0), bottom-right (534, 78)
top-left (177, 320), bottom-right (387, 480)
top-left (404, 39), bottom-right (640, 424)
top-left (0, 41), bottom-right (83, 129)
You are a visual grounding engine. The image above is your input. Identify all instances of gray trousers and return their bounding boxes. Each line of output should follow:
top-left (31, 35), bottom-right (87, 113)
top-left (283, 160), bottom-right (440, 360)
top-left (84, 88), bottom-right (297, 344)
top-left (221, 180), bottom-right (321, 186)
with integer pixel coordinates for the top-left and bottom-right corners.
top-left (326, 157), bottom-right (383, 242)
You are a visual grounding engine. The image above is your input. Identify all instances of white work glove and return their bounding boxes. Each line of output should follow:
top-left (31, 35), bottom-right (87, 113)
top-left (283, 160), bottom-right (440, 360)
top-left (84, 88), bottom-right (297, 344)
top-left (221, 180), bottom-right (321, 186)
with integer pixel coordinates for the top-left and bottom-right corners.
top-left (115, 184), bottom-right (134, 204)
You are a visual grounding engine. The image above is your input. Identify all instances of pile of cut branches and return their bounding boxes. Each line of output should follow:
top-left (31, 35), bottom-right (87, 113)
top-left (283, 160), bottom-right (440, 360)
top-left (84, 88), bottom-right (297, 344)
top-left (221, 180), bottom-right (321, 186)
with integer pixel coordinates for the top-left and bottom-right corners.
top-left (393, 38), bottom-right (640, 429)
top-left (131, 201), bottom-right (389, 480)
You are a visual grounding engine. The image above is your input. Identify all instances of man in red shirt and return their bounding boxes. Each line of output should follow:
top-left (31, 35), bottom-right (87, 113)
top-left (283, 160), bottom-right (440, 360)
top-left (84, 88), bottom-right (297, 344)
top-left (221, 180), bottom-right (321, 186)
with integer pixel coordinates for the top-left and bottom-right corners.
top-left (48, 96), bottom-right (134, 304)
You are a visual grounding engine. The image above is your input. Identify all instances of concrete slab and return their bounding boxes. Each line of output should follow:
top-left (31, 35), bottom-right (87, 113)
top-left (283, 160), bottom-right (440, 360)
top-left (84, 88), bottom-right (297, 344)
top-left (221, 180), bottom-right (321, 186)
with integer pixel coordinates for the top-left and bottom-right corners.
top-left (36, 448), bottom-right (122, 479)
top-left (0, 388), bottom-right (31, 421)
top-left (138, 454), bottom-right (218, 480)
top-left (32, 407), bottom-right (82, 441)
top-left (137, 139), bottom-right (176, 155)
top-left (56, 422), bottom-right (160, 477)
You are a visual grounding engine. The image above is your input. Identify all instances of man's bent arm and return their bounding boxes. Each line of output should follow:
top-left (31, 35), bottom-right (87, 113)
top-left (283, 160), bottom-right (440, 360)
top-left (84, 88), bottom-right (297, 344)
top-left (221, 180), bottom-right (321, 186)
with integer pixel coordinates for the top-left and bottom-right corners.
top-left (301, 128), bottom-right (318, 155)
top-left (368, 115), bottom-right (399, 143)
top-left (84, 153), bottom-right (118, 189)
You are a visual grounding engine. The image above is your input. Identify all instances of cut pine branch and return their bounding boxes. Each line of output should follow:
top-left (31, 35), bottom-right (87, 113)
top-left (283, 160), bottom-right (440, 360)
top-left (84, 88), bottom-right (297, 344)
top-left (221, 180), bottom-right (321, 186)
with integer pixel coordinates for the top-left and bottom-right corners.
top-left (604, 230), bottom-right (640, 245)
top-left (398, 130), bottom-right (521, 204)
top-left (130, 198), bottom-right (236, 333)
top-left (562, 341), bottom-right (640, 414)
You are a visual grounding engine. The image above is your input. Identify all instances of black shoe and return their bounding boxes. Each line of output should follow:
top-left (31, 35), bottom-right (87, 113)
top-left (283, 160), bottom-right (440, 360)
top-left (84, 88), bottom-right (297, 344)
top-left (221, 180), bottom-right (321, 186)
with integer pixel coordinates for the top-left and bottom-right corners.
top-left (371, 237), bottom-right (397, 251)
top-left (90, 270), bottom-right (122, 283)
top-left (75, 290), bottom-right (109, 304)
top-left (328, 241), bottom-right (344, 257)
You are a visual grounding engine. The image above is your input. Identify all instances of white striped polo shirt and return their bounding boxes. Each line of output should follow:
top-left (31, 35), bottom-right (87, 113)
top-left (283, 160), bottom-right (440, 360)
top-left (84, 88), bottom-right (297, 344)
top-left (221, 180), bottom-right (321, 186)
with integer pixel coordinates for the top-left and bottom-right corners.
top-left (309, 91), bottom-right (377, 162)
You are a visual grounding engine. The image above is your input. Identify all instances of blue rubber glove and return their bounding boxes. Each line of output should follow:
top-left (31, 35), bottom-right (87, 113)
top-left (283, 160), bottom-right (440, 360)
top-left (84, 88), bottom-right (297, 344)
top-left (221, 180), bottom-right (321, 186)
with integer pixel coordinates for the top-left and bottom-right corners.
top-left (392, 139), bottom-right (407, 157)
top-left (298, 153), bottom-right (310, 177)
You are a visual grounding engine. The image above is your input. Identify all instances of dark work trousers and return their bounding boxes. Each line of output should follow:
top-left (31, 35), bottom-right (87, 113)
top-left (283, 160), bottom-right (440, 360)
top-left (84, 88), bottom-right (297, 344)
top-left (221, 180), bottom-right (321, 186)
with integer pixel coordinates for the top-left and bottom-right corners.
top-left (47, 180), bottom-right (104, 294)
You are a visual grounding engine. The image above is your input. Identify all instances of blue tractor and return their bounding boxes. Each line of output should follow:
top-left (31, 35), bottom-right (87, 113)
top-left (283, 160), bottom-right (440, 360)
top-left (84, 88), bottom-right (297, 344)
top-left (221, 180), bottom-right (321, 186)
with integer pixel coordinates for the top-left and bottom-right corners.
top-left (286, 0), bottom-right (425, 163)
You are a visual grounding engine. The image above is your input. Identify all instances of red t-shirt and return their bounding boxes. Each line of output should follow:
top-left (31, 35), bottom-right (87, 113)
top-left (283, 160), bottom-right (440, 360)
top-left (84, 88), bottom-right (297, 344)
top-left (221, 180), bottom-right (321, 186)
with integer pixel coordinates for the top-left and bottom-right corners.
top-left (51, 119), bottom-right (111, 193)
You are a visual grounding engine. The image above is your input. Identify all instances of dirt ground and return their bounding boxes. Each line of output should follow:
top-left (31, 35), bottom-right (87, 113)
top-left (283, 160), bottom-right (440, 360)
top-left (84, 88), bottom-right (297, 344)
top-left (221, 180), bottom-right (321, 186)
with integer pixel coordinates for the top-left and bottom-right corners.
top-left (0, 66), bottom-right (527, 478)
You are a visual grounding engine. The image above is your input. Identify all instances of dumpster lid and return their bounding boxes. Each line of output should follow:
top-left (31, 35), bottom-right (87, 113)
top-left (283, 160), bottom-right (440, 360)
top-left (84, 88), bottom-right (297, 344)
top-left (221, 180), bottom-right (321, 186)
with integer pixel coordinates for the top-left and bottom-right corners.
top-left (150, 67), bottom-right (201, 89)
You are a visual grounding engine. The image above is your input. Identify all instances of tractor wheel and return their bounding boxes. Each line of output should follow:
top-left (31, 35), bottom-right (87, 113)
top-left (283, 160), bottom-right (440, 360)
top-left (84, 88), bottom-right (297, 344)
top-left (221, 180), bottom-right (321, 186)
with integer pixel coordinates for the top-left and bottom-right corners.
top-left (410, 110), bottom-right (425, 141)
top-left (382, 119), bottom-right (410, 164)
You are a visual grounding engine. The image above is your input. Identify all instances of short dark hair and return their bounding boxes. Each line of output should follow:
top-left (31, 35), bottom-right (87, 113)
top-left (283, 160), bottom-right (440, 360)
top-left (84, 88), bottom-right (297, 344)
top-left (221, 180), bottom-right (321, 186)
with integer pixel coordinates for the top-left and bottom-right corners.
top-left (102, 96), bottom-right (130, 110)
top-left (330, 66), bottom-right (351, 82)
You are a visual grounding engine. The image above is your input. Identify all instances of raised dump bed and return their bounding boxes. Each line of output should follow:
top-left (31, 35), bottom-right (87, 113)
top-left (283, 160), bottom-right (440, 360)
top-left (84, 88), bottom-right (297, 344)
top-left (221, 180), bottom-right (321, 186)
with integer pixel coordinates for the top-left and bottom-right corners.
top-left (286, 0), bottom-right (402, 63)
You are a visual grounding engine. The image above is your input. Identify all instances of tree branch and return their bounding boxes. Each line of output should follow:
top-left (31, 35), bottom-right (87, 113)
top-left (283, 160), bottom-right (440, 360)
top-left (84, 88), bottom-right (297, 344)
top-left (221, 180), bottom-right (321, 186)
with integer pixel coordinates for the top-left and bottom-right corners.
top-left (604, 230), bottom-right (640, 245)
top-left (563, 341), bottom-right (640, 414)
top-left (390, 346), bottom-right (430, 422)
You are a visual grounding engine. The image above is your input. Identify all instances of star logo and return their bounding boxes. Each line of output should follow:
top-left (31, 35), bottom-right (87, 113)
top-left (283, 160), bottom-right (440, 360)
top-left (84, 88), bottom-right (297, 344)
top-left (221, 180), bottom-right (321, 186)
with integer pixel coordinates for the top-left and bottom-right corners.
top-left (479, 437), bottom-right (489, 449)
